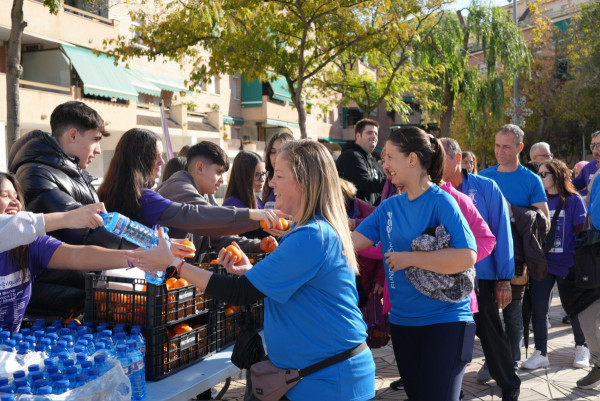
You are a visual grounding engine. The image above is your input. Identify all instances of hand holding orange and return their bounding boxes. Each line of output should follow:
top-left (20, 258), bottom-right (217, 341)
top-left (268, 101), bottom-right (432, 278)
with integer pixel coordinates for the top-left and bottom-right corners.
top-left (260, 218), bottom-right (289, 231)
top-left (225, 244), bottom-right (243, 263)
top-left (260, 236), bottom-right (278, 253)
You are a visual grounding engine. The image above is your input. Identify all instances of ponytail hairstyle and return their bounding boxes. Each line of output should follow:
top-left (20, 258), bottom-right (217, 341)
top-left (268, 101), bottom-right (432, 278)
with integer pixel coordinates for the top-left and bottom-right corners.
top-left (0, 172), bottom-right (30, 285)
top-left (387, 127), bottom-right (445, 185)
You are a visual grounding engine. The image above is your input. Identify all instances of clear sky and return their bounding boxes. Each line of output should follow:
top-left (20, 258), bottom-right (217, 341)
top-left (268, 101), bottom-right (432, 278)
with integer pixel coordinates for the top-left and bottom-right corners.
top-left (448, 0), bottom-right (514, 12)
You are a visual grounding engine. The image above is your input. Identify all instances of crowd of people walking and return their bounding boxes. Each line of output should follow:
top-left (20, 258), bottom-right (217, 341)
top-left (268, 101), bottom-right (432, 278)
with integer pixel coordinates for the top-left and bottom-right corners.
top-left (1, 101), bottom-right (600, 401)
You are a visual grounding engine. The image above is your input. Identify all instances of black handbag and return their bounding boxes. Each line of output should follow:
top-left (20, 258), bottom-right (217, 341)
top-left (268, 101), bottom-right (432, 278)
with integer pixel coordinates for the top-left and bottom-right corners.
top-left (573, 224), bottom-right (600, 289)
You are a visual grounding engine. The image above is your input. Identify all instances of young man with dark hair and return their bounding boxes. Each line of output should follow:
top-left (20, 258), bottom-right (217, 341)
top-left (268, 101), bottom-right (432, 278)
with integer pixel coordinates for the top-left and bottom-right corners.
top-left (336, 118), bottom-right (385, 206)
top-left (7, 101), bottom-right (135, 318)
top-left (158, 141), bottom-right (265, 257)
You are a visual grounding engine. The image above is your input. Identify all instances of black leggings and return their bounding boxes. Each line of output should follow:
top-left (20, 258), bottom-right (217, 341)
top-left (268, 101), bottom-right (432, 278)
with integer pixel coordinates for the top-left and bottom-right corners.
top-left (391, 321), bottom-right (476, 401)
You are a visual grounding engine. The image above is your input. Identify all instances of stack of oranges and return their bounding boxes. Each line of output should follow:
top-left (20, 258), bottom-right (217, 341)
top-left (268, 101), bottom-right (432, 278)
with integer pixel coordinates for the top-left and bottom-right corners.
top-left (165, 277), bottom-right (190, 290)
top-left (259, 218), bottom-right (289, 231)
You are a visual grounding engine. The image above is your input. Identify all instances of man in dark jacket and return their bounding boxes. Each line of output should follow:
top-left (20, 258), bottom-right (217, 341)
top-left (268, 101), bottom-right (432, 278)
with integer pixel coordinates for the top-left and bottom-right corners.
top-left (8, 101), bottom-right (134, 318)
top-left (336, 119), bottom-right (385, 206)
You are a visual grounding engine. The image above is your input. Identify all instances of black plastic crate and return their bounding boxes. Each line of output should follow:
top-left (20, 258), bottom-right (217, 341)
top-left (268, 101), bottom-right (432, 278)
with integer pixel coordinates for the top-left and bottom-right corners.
top-left (85, 272), bottom-right (213, 327)
top-left (145, 312), bottom-right (216, 381)
top-left (216, 300), bottom-right (264, 351)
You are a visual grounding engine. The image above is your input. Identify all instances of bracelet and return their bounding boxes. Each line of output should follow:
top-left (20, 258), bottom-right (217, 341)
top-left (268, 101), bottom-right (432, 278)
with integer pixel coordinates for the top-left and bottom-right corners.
top-left (175, 259), bottom-right (185, 276)
top-left (166, 258), bottom-right (185, 278)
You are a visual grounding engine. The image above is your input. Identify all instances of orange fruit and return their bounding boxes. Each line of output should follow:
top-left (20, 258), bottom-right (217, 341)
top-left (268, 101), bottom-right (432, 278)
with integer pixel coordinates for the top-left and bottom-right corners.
top-left (174, 323), bottom-right (193, 335)
top-left (165, 277), bottom-right (178, 290)
top-left (260, 218), bottom-right (289, 231)
top-left (260, 237), bottom-right (278, 253)
top-left (209, 259), bottom-right (220, 264)
top-left (225, 245), bottom-right (243, 263)
top-left (173, 278), bottom-right (189, 288)
top-left (224, 306), bottom-right (235, 316)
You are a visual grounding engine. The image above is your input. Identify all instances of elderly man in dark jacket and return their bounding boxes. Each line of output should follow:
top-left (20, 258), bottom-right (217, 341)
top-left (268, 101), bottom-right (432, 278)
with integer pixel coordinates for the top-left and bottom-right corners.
top-left (8, 101), bottom-right (134, 318)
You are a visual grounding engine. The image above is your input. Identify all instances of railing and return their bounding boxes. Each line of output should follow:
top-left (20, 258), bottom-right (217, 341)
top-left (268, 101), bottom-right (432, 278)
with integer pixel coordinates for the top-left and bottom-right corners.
top-left (62, 3), bottom-right (114, 26)
top-left (19, 79), bottom-right (71, 94)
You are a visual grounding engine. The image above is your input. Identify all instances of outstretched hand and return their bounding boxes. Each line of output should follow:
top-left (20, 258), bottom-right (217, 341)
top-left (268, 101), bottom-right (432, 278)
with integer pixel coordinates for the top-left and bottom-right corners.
top-left (218, 242), bottom-right (253, 276)
top-left (65, 203), bottom-right (106, 229)
top-left (125, 227), bottom-right (174, 271)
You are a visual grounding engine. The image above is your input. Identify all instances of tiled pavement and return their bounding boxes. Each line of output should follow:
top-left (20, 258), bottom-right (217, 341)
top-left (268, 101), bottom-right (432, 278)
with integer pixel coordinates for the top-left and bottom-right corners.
top-left (211, 289), bottom-right (600, 400)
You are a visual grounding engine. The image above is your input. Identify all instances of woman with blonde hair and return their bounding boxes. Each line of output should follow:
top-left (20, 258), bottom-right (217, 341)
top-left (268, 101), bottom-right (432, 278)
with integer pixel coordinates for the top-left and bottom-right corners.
top-left (128, 140), bottom-right (375, 400)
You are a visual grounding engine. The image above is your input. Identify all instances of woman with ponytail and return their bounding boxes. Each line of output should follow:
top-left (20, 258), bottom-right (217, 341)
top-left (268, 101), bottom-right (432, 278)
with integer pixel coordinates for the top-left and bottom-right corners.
top-left (352, 127), bottom-right (477, 401)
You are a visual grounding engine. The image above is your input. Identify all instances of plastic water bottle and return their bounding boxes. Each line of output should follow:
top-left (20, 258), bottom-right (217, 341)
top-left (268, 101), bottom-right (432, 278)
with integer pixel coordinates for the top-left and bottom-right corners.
top-left (0, 385), bottom-right (12, 395)
top-left (0, 393), bottom-right (15, 401)
top-left (44, 366), bottom-right (59, 381)
top-left (29, 373), bottom-right (45, 388)
top-left (127, 340), bottom-right (146, 400)
top-left (87, 367), bottom-right (100, 382)
top-left (32, 378), bottom-right (48, 394)
top-left (74, 373), bottom-right (87, 388)
top-left (0, 340), bottom-right (15, 353)
top-left (93, 353), bottom-right (110, 376)
top-left (54, 380), bottom-right (69, 395)
top-left (57, 352), bottom-right (69, 372)
top-left (64, 367), bottom-right (77, 389)
top-left (12, 380), bottom-right (27, 393)
top-left (0, 331), bottom-right (10, 346)
top-left (11, 333), bottom-right (22, 345)
top-left (115, 345), bottom-right (132, 379)
top-left (27, 365), bottom-right (41, 385)
top-left (80, 360), bottom-right (93, 375)
top-left (0, 377), bottom-right (8, 388)
top-left (100, 212), bottom-right (168, 284)
top-left (130, 327), bottom-right (146, 358)
top-left (99, 330), bottom-right (115, 356)
top-left (14, 385), bottom-right (32, 395)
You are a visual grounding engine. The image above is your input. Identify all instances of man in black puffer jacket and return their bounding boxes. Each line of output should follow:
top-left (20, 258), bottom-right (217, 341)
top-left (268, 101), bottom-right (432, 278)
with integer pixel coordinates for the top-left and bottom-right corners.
top-left (8, 101), bottom-right (135, 318)
top-left (336, 118), bottom-right (385, 206)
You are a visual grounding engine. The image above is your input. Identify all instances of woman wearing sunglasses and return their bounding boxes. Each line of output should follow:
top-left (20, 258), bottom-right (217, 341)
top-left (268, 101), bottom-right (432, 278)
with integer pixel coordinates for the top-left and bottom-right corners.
top-left (521, 159), bottom-right (590, 371)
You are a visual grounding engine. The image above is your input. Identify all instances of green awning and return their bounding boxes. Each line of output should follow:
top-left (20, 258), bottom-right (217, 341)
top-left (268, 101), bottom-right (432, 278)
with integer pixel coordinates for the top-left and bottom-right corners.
top-left (61, 44), bottom-right (138, 101)
top-left (265, 118), bottom-right (299, 129)
top-left (266, 71), bottom-right (293, 103)
top-left (242, 77), bottom-right (263, 108)
top-left (125, 69), bottom-right (162, 97)
top-left (554, 18), bottom-right (571, 32)
top-left (223, 116), bottom-right (244, 125)
top-left (142, 71), bottom-right (188, 94)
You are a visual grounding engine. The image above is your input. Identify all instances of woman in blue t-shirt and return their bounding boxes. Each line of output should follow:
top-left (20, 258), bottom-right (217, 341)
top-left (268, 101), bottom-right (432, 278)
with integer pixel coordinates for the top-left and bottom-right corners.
top-left (0, 173), bottom-right (132, 333)
top-left (521, 159), bottom-right (590, 371)
top-left (128, 140), bottom-right (375, 400)
top-left (351, 127), bottom-right (477, 401)
top-left (223, 151), bottom-right (269, 239)
top-left (97, 129), bottom-right (281, 244)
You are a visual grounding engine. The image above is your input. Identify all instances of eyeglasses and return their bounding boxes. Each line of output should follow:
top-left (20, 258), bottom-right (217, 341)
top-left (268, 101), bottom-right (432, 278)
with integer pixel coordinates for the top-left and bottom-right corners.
top-left (590, 143), bottom-right (600, 151)
top-left (535, 154), bottom-right (552, 160)
top-left (538, 171), bottom-right (553, 179)
top-left (254, 172), bottom-right (267, 180)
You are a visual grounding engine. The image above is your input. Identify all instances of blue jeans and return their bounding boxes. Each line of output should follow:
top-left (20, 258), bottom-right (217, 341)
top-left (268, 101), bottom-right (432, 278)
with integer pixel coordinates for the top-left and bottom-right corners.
top-left (530, 273), bottom-right (586, 355)
top-left (503, 298), bottom-right (523, 365)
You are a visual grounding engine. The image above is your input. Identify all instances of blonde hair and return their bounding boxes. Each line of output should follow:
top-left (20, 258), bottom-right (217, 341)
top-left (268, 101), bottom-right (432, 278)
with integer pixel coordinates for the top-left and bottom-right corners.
top-left (279, 140), bottom-right (358, 273)
top-left (339, 178), bottom-right (358, 205)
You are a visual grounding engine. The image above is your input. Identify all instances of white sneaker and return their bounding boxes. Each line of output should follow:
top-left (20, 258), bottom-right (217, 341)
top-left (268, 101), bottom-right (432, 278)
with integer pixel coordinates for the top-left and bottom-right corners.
top-left (521, 350), bottom-right (549, 370)
top-left (574, 345), bottom-right (591, 369)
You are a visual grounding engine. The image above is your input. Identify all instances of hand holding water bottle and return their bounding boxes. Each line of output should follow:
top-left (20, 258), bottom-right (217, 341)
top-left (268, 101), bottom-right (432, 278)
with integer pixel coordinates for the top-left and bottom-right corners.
top-left (125, 228), bottom-right (175, 273)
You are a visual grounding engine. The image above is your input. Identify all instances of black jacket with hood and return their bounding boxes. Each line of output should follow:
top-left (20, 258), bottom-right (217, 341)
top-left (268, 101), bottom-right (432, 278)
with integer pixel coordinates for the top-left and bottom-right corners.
top-left (335, 142), bottom-right (385, 206)
top-left (8, 130), bottom-right (134, 317)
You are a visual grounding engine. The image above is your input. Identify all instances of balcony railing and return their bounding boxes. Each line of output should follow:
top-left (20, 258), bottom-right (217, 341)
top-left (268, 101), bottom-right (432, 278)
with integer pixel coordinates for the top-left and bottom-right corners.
top-left (63, 4), bottom-right (114, 26)
top-left (19, 79), bottom-right (71, 95)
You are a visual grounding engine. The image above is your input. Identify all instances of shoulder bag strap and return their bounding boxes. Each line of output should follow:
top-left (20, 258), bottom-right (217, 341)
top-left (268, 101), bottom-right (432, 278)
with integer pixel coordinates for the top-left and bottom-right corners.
top-left (542, 198), bottom-right (564, 254)
top-left (298, 342), bottom-right (368, 379)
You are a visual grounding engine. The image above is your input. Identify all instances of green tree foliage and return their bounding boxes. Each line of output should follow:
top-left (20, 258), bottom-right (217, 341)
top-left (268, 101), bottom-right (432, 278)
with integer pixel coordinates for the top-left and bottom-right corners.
top-left (415, 2), bottom-right (529, 138)
top-left (315, 0), bottom-right (447, 118)
top-left (105, 0), bottom-right (401, 138)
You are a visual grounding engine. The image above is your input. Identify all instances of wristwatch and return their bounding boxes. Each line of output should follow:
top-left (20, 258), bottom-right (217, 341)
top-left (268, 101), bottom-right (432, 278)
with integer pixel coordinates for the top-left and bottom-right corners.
top-left (166, 258), bottom-right (184, 278)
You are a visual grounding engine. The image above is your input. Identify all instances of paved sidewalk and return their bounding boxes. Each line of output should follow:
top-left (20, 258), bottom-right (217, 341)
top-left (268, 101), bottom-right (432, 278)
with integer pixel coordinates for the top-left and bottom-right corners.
top-left (212, 290), bottom-right (600, 400)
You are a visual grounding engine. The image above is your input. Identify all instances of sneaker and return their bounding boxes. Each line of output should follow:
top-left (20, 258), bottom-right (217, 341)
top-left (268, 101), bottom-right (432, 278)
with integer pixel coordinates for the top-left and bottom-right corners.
top-left (477, 362), bottom-right (491, 383)
top-left (390, 378), bottom-right (404, 391)
top-left (562, 315), bottom-right (571, 324)
top-left (502, 388), bottom-right (520, 401)
top-left (521, 350), bottom-right (549, 370)
top-left (577, 365), bottom-right (600, 389)
top-left (574, 345), bottom-right (591, 369)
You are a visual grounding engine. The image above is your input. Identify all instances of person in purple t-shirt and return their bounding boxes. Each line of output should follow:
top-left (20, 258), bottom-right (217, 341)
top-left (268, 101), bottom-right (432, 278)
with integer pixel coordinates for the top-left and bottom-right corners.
top-left (521, 160), bottom-right (590, 371)
top-left (224, 151), bottom-right (269, 239)
top-left (262, 132), bottom-right (294, 210)
top-left (0, 172), bottom-right (132, 332)
top-left (572, 131), bottom-right (600, 195)
top-left (97, 129), bottom-right (283, 245)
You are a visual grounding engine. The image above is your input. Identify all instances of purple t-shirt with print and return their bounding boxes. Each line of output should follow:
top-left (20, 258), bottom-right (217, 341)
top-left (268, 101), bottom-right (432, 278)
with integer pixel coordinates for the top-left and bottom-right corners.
top-left (546, 193), bottom-right (587, 277)
top-left (0, 236), bottom-right (62, 332)
top-left (141, 189), bottom-right (174, 227)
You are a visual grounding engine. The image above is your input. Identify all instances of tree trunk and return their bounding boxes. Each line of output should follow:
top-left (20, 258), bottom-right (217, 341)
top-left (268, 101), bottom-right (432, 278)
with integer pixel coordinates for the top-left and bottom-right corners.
top-left (439, 73), bottom-right (454, 137)
top-left (297, 100), bottom-right (307, 139)
top-left (6, 0), bottom-right (27, 157)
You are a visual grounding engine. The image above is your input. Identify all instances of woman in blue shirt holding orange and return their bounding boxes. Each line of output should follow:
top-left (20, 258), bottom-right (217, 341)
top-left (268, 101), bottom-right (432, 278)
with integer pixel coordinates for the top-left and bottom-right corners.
top-left (352, 127), bottom-right (477, 401)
